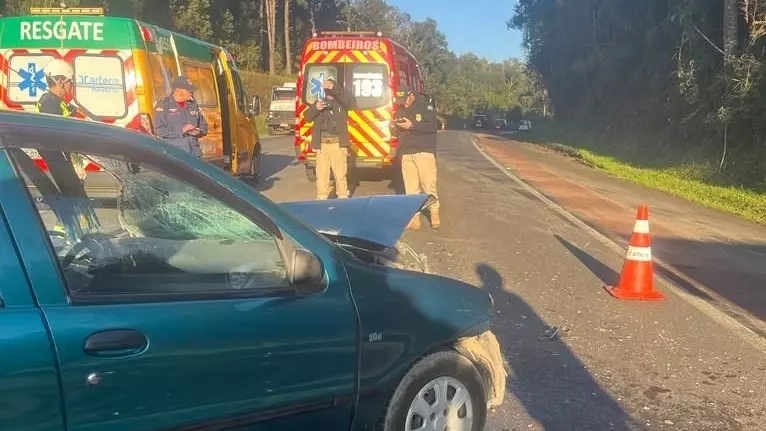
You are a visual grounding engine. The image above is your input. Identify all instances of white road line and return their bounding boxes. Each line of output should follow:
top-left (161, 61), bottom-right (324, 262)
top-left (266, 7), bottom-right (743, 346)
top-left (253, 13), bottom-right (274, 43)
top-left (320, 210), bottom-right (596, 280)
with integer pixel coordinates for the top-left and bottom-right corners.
top-left (470, 136), bottom-right (766, 354)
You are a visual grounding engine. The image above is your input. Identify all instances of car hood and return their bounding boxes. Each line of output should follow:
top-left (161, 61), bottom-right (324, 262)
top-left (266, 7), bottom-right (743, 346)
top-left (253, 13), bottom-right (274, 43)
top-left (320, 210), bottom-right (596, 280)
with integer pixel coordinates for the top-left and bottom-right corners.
top-left (280, 194), bottom-right (436, 250)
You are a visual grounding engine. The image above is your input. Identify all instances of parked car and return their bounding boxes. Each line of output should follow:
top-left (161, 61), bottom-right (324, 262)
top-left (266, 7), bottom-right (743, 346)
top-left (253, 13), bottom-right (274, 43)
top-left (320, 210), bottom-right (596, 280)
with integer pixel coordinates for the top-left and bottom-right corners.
top-left (472, 115), bottom-right (488, 130)
top-left (494, 119), bottom-right (508, 132)
top-left (0, 110), bottom-right (506, 431)
top-left (518, 120), bottom-right (532, 131)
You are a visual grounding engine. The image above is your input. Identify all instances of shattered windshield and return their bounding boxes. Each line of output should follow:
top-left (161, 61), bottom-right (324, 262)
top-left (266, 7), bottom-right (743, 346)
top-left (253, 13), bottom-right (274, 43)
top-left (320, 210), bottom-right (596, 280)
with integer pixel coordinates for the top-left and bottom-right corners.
top-left (9, 148), bottom-right (288, 296)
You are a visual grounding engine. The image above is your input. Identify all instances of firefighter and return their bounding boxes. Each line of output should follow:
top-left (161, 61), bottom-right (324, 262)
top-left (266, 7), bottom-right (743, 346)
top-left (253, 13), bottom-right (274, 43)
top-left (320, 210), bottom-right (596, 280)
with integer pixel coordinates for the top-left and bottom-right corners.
top-left (36, 59), bottom-right (78, 117)
top-left (305, 77), bottom-right (353, 200)
top-left (394, 83), bottom-right (440, 229)
top-left (35, 59), bottom-right (87, 183)
top-left (155, 76), bottom-right (208, 157)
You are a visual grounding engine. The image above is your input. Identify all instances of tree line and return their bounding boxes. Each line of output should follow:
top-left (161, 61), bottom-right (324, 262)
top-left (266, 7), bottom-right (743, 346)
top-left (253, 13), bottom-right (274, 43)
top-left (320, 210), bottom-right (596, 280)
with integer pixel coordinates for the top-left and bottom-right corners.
top-left (2, 0), bottom-right (546, 120)
top-left (511, 0), bottom-right (766, 185)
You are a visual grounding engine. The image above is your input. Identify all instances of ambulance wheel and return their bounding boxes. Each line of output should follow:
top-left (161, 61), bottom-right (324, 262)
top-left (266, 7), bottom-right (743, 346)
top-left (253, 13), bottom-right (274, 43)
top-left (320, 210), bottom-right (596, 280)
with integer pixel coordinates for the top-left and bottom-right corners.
top-left (249, 145), bottom-right (261, 181)
top-left (306, 166), bottom-right (317, 182)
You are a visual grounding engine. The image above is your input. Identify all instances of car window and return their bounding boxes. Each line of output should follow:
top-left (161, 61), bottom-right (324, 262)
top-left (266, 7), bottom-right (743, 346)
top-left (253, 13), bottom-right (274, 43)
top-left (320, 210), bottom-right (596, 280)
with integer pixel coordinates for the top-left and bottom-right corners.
top-left (8, 148), bottom-right (289, 301)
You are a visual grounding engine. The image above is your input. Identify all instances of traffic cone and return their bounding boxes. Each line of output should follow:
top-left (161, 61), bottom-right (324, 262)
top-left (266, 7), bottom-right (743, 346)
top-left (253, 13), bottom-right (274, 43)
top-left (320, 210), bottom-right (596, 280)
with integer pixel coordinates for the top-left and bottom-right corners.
top-left (605, 205), bottom-right (665, 301)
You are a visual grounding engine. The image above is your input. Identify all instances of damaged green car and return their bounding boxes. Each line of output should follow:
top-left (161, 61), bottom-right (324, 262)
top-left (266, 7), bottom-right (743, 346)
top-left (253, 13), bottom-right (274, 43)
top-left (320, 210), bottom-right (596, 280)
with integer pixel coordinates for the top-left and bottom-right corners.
top-left (0, 110), bottom-right (506, 431)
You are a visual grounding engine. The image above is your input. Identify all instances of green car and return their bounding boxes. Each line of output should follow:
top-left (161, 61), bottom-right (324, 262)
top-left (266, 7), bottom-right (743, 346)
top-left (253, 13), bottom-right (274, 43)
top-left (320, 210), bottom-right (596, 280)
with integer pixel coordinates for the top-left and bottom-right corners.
top-left (0, 110), bottom-right (506, 431)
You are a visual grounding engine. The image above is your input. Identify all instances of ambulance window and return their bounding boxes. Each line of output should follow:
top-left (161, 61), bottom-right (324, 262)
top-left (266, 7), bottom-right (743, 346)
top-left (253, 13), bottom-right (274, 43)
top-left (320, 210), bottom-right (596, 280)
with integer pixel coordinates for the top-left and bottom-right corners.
top-left (230, 69), bottom-right (248, 113)
top-left (197, 66), bottom-right (218, 107)
top-left (149, 53), bottom-right (171, 99)
top-left (303, 65), bottom-right (341, 105)
top-left (7, 54), bottom-right (57, 104)
top-left (164, 56), bottom-right (178, 79)
top-left (349, 64), bottom-right (389, 109)
top-left (73, 55), bottom-right (128, 118)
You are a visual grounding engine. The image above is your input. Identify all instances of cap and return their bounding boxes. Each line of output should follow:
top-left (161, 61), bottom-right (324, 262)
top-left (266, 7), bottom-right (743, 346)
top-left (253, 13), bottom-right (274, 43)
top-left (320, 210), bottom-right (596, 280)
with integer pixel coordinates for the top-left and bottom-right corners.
top-left (395, 83), bottom-right (412, 104)
top-left (45, 59), bottom-right (74, 81)
top-left (172, 76), bottom-right (198, 92)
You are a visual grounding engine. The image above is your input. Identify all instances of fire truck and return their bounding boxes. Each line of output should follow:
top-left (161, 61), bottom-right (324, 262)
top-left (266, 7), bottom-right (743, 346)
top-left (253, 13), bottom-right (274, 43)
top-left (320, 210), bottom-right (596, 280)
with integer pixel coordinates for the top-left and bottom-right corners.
top-left (295, 31), bottom-right (424, 181)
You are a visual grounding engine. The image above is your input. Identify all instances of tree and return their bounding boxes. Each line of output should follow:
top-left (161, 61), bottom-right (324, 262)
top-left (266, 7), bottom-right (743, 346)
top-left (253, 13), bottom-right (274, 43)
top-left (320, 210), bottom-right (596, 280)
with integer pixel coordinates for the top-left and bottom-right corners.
top-left (264, 0), bottom-right (277, 74)
top-left (284, 0), bottom-right (292, 75)
top-left (172, 0), bottom-right (212, 41)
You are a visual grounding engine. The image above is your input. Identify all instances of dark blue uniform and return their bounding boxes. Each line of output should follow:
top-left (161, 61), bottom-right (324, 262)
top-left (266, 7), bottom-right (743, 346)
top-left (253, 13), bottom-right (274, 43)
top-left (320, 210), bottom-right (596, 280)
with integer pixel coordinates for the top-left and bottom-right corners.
top-left (155, 96), bottom-right (209, 157)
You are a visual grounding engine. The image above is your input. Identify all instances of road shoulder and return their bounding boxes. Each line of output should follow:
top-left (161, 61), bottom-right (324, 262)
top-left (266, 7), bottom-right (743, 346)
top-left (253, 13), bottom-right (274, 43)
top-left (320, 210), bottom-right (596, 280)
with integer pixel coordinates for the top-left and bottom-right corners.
top-left (474, 133), bottom-right (766, 342)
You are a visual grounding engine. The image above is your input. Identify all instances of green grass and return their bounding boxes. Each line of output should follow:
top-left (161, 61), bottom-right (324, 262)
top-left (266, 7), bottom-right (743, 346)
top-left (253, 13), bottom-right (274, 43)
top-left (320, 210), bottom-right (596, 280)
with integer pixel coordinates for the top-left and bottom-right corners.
top-left (518, 124), bottom-right (766, 225)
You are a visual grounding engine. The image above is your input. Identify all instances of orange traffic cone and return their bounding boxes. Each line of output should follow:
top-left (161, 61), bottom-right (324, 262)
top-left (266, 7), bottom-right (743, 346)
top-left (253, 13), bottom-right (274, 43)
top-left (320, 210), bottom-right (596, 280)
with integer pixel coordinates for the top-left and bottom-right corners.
top-left (605, 205), bottom-right (665, 300)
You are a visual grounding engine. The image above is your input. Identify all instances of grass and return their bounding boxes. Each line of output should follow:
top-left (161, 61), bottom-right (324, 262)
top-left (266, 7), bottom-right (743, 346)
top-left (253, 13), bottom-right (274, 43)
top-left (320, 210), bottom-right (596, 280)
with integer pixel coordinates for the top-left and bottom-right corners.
top-left (241, 70), bottom-right (296, 136)
top-left (518, 123), bottom-right (766, 225)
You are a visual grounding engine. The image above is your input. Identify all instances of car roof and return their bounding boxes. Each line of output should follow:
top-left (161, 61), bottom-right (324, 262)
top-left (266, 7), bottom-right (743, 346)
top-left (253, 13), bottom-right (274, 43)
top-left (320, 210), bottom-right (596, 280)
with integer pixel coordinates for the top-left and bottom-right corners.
top-left (0, 110), bottom-right (159, 149)
top-left (0, 109), bottom-right (225, 181)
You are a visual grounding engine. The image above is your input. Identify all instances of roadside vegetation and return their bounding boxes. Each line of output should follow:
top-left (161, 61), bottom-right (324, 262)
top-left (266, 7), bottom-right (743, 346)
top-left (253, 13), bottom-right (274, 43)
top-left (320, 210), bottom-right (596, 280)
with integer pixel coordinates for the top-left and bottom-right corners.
top-left (509, 0), bottom-right (766, 224)
top-left (521, 122), bottom-right (766, 225)
top-left (5, 0), bottom-right (546, 123)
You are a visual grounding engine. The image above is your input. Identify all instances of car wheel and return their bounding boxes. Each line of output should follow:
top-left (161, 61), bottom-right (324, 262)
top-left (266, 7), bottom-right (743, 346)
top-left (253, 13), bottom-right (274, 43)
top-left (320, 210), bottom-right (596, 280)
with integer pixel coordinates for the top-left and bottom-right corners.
top-left (381, 351), bottom-right (487, 431)
top-left (249, 145), bottom-right (261, 180)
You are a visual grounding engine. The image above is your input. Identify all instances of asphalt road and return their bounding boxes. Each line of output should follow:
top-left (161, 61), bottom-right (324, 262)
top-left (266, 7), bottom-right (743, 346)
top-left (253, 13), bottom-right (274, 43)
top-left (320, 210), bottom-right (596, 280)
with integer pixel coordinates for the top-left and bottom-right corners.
top-left (260, 132), bottom-right (766, 430)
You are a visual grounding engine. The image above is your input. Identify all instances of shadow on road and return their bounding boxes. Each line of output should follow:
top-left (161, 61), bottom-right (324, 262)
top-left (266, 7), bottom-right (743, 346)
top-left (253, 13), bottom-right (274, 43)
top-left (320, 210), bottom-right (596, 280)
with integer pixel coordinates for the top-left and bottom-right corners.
top-left (260, 154), bottom-right (297, 181)
top-left (477, 263), bottom-right (643, 431)
top-left (554, 235), bottom-right (620, 286)
top-left (255, 153), bottom-right (296, 192)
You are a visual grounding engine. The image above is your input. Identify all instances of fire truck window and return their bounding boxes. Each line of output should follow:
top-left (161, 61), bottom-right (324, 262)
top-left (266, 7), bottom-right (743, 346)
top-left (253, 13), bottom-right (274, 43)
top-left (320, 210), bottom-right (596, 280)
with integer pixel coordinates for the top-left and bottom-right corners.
top-left (303, 65), bottom-right (341, 105)
top-left (350, 64), bottom-right (389, 110)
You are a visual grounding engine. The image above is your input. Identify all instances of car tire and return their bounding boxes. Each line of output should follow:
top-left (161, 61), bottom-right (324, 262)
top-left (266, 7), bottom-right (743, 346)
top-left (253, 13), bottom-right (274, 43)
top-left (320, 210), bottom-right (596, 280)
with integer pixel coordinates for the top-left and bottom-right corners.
top-left (381, 350), bottom-right (487, 431)
top-left (249, 144), bottom-right (261, 181)
top-left (305, 166), bottom-right (317, 182)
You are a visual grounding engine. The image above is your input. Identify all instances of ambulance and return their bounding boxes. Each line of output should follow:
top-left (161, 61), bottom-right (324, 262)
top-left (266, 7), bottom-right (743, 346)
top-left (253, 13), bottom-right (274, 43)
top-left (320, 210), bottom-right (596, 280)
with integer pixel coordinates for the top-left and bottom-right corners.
top-left (295, 31), bottom-right (424, 181)
top-left (0, 7), bottom-right (263, 179)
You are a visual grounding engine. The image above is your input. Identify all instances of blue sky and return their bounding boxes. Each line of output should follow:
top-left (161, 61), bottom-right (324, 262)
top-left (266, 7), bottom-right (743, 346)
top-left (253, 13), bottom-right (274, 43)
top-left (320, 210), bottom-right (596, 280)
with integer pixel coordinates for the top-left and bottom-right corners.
top-left (386, 0), bottom-right (525, 62)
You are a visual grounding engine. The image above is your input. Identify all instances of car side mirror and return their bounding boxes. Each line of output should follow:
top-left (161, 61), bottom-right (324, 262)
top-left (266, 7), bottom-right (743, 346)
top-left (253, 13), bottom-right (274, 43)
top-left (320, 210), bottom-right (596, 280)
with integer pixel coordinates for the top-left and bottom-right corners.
top-left (290, 248), bottom-right (325, 295)
top-left (250, 95), bottom-right (262, 116)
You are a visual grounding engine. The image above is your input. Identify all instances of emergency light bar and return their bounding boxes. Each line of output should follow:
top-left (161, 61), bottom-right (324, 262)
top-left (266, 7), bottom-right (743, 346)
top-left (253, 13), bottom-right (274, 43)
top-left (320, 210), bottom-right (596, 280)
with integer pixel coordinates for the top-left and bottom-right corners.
top-left (314, 31), bottom-right (383, 38)
top-left (30, 7), bottom-right (105, 16)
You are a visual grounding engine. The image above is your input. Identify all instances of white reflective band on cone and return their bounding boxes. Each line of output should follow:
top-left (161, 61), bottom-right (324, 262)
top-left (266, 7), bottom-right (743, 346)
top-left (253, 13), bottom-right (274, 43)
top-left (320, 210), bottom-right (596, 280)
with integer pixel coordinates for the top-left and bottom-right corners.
top-left (633, 219), bottom-right (650, 234)
top-left (626, 246), bottom-right (652, 262)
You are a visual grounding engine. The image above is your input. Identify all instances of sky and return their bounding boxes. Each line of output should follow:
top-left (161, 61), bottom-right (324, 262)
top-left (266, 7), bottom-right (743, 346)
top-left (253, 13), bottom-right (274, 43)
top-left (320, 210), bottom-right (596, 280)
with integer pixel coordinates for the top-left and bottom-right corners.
top-left (386, 0), bottom-right (525, 62)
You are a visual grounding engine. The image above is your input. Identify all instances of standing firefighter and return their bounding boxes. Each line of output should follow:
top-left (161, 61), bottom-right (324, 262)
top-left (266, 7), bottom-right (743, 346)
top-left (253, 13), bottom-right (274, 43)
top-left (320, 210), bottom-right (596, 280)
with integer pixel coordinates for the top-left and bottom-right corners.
top-left (305, 77), bottom-right (353, 200)
top-left (35, 59), bottom-right (87, 183)
top-left (155, 76), bottom-right (208, 157)
top-left (36, 59), bottom-right (78, 117)
top-left (394, 84), bottom-right (440, 229)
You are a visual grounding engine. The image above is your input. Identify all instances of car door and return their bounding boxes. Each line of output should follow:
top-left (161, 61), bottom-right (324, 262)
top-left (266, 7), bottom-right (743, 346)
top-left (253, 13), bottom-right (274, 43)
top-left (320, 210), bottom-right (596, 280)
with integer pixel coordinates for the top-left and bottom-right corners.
top-left (0, 161), bottom-right (65, 431)
top-left (2, 130), bottom-right (358, 431)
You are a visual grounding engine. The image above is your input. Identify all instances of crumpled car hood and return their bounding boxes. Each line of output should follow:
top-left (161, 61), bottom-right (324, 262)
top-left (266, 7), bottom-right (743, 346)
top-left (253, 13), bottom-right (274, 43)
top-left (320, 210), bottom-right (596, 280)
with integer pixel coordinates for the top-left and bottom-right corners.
top-left (280, 194), bottom-right (435, 250)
